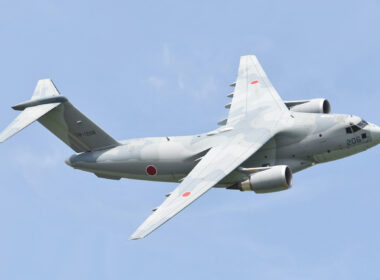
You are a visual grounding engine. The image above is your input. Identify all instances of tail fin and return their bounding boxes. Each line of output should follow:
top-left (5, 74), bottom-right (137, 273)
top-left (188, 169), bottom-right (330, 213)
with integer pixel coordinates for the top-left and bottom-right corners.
top-left (0, 79), bottom-right (120, 152)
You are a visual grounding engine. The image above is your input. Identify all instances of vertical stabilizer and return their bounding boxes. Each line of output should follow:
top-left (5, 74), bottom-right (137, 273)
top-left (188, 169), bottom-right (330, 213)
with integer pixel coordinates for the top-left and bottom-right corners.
top-left (0, 79), bottom-right (120, 152)
top-left (31, 79), bottom-right (60, 100)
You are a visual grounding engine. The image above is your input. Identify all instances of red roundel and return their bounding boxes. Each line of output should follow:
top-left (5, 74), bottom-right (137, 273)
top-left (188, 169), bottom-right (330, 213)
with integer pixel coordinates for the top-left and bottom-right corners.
top-left (250, 80), bottom-right (259, 85)
top-left (182, 192), bottom-right (191, 197)
top-left (146, 165), bottom-right (157, 176)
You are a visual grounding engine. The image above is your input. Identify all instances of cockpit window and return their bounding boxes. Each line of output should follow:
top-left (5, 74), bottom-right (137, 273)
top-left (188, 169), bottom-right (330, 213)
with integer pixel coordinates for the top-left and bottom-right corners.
top-left (357, 120), bottom-right (368, 128)
top-left (345, 120), bottom-right (368, 134)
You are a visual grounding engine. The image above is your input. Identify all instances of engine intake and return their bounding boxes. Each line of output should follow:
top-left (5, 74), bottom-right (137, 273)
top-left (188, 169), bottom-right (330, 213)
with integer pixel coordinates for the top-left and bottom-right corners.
top-left (236, 165), bottom-right (293, 193)
top-left (285, 99), bottom-right (331, 114)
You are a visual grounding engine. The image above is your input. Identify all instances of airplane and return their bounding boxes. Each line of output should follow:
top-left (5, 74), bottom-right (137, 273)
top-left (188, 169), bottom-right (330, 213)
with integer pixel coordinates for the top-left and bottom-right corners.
top-left (1, 55), bottom-right (379, 240)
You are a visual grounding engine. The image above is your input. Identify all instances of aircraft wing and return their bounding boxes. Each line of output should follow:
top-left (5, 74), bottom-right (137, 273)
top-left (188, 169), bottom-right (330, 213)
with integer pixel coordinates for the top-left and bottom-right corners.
top-left (130, 128), bottom-right (276, 240)
top-left (0, 103), bottom-right (60, 143)
top-left (130, 55), bottom-right (290, 239)
top-left (227, 55), bottom-right (289, 125)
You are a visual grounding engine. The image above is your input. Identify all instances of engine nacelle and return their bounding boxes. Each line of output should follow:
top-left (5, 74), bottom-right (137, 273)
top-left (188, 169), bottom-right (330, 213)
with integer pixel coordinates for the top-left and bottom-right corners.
top-left (285, 98), bottom-right (331, 114)
top-left (239, 165), bottom-right (293, 193)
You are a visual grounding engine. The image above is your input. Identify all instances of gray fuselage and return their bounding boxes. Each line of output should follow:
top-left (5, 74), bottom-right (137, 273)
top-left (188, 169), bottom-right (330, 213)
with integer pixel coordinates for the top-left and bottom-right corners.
top-left (66, 112), bottom-right (380, 188)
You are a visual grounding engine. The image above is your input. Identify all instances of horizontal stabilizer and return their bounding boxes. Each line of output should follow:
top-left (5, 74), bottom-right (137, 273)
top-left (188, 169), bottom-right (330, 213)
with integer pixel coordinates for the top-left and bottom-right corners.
top-left (0, 103), bottom-right (60, 142)
top-left (0, 79), bottom-right (64, 143)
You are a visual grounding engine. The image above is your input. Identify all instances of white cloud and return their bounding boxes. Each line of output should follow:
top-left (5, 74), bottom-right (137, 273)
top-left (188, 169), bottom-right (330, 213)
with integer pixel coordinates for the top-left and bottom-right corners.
top-left (147, 76), bottom-right (165, 90)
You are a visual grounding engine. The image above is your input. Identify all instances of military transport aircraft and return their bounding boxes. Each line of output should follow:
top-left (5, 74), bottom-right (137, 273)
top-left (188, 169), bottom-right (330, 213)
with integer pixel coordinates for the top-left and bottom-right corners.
top-left (1, 55), bottom-right (379, 239)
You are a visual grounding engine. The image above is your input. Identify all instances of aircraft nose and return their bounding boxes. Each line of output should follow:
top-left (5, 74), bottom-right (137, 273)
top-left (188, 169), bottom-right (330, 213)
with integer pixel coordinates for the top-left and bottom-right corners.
top-left (370, 124), bottom-right (380, 144)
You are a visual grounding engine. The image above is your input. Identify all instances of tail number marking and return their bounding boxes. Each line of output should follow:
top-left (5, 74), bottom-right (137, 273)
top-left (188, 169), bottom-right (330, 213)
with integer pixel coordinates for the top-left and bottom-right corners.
top-left (75, 130), bottom-right (97, 138)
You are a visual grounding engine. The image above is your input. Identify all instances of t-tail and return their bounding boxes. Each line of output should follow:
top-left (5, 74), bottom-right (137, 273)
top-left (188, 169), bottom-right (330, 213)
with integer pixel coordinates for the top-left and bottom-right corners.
top-left (0, 79), bottom-right (120, 152)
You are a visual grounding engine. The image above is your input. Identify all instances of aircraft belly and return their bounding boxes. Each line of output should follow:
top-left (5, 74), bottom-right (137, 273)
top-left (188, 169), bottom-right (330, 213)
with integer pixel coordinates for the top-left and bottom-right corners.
top-left (70, 154), bottom-right (195, 181)
top-left (67, 138), bottom-right (205, 182)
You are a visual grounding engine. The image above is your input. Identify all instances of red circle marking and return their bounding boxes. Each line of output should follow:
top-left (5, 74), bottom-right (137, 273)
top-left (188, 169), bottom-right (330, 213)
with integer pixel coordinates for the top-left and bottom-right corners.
top-left (146, 165), bottom-right (157, 176)
top-left (250, 80), bottom-right (259, 85)
top-left (182, 192), bottom-right (191, 197)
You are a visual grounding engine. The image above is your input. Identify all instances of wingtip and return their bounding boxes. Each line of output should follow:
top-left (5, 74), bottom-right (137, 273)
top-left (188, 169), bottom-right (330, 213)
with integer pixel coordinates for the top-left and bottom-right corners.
top-left (129, 230), bottom-right (146, 240)
top-left (37, 78), bottom-right (52, 82)
top-left (241, 54), bottom-right (256, 58)
top-left (129, 235), bottom-right (143, 240)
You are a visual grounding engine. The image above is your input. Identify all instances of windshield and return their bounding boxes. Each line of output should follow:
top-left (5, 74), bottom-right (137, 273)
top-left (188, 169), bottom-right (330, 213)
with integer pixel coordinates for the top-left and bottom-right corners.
top-left (345, 119), bottom-right (368, 134)
top-left (357, 120), bottom-right (368, 128)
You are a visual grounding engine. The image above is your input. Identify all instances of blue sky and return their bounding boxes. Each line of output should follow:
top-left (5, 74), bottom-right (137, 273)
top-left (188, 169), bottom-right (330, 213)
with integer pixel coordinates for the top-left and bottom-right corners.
top-left (1, 0), bottom-right (380, 279)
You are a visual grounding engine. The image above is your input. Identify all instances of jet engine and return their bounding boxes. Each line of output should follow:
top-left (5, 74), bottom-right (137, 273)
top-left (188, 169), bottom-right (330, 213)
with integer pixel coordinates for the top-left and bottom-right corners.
top-left (232, 165), bottom-right (293, 193)
top-left (285, 98), bottom-right (331, 114)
